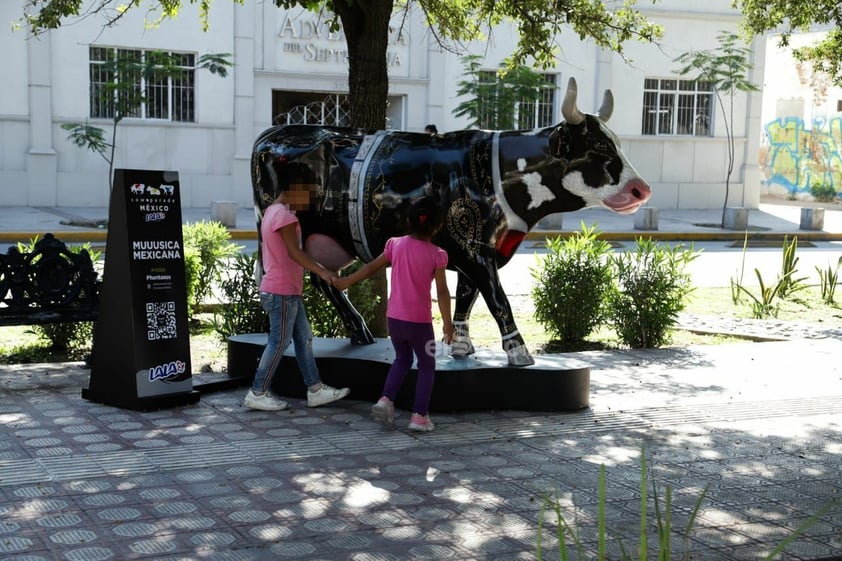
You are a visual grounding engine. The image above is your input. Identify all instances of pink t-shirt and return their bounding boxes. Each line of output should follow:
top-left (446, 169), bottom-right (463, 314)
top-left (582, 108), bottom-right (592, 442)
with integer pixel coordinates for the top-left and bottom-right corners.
top-left (384, 235), bottom-right (448, 323)
top-left (259, 203), bottom-right (304, 296)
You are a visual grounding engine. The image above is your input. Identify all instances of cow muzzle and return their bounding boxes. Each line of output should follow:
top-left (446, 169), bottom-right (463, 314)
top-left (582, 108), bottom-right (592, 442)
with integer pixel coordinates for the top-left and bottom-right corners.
top-left (603, 178), bottom-right (652, 214)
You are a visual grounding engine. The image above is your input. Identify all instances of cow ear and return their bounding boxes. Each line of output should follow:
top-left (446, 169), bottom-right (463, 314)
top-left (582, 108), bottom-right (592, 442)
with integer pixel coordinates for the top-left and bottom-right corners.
top-left (548, 127), bottom-right (561, 157)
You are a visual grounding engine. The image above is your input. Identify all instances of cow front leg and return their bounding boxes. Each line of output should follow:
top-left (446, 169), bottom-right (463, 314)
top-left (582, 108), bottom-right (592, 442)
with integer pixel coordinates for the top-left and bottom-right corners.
top-left (310, 273), bottom-right (375, 345)
top-left (451, 272), bottom-right (478, 358)
top-left (463, 261), bottom-right (534, 367)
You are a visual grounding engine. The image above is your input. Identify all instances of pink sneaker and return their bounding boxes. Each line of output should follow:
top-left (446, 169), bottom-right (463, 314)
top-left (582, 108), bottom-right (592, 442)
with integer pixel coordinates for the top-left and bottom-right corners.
top-left (371, 397), bottom-right (395, 425)
top-left (408, 413), bottom-right (435, 432)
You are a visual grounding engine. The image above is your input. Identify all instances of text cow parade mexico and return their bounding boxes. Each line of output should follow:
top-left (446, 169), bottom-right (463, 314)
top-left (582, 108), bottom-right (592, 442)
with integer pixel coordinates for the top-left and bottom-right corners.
top-left (251, 78), bottom-right (651, 366)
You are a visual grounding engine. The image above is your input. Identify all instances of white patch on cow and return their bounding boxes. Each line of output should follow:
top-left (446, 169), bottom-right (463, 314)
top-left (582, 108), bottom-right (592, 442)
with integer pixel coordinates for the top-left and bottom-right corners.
top-left (522, 172), bottom-right (555, 210)
top-left (516, 158), bottom-right (527, 172)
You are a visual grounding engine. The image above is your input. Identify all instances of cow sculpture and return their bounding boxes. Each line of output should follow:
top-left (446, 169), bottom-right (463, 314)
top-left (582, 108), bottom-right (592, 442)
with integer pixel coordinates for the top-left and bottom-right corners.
top-left (251, 78), bottom-right (651, 366)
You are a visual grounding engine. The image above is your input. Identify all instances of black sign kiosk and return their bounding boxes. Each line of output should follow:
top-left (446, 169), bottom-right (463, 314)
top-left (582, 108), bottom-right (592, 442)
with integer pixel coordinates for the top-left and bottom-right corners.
top-left (83, 169), bottom-right (199, 410)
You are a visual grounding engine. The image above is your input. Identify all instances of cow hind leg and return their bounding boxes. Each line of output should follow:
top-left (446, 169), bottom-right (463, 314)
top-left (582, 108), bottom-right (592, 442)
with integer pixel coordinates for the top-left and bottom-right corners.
top-left (305, 234), bottom-right (375, 345)
top-left (451, 273), bottom-right (478, 358)
top-left (310, 273), bottom-right (375, 345)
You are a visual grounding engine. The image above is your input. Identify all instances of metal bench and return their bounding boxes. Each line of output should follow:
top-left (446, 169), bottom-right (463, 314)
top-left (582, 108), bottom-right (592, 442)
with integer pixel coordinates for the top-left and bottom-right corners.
top-left (0, 233), bottom-right (100, 327)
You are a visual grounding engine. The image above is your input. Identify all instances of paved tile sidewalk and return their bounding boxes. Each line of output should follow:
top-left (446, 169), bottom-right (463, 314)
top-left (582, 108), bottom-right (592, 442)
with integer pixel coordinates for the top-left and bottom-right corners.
top-left (0, 339), bottom-right (840, 560)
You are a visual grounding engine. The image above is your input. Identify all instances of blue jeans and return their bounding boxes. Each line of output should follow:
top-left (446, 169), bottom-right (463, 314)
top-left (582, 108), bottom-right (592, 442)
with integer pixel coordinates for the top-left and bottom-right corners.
top-left (252, 293), bottom-right (322, 392)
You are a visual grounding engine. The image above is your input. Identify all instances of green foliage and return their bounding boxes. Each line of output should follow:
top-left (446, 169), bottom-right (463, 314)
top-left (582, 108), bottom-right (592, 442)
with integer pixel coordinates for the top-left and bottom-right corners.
top-left (731, 237), bottom-right (809, 318)
top-left (730, 234), bottom-right (750, 305)
top-left (22, 0), bottom-right (661, 72)
top-left (735, 268), bottom-right (782, 319)
top-left (530, 223), bottom-right (613, 343)
top-left (737, 0), bottom-right (842, 86)
top-left (777, 236), bottom-right (809, 299)
top-left (537, 448), bottom-right (709, 561)
top-left (304, 261), bottom-right (381, 338)
top-left (61, 122), bottom-right (110, 164)
top-left (816, 256), bottom-right (842, 305)
top-left (453, 55), bottom-right (553, 129)
top-left (607, 239), bottom-right (698, 349)
top-left (182, 220), bottom-right (242, 313)
top-left (810, 182), bottom-right (838, 202)
top-left (674, 32), bottom-right (759, 228)
top-left (212, 252), bottom-right (268, 340)
top-left (537, 446), bottom-right (833, 561)
top-left (183, 247), bottom-right (201, 320)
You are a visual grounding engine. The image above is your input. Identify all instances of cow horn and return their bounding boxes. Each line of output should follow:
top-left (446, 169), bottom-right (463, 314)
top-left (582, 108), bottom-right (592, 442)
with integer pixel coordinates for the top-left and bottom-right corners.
top-left (598, 89), bottom-right (614, 122)
top-left (561, 77), bottom-right (585, 125)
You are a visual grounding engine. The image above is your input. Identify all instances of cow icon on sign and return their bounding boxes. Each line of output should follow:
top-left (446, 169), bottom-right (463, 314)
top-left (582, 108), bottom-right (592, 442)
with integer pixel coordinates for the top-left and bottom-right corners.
top-left (130, 183), bottom-right (145, 195)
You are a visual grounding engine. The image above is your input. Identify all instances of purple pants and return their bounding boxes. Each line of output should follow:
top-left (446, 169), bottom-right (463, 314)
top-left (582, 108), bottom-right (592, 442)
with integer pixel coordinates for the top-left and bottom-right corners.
top-left (384, 317), bottom-right (436, 415)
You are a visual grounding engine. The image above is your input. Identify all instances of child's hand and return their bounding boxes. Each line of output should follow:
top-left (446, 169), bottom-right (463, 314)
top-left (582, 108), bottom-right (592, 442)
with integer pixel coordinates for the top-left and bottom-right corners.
top-left (442, 321), bottom-right (455, 344)
top-left (318, 268), bottom-right (337, 284)
top-left (333, 277), bottom-right (351, 291)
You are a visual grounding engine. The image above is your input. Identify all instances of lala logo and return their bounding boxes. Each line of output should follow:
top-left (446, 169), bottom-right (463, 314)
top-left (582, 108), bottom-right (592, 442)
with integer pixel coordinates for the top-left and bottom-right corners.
top-left (148, 360), bottom-right (186, 382)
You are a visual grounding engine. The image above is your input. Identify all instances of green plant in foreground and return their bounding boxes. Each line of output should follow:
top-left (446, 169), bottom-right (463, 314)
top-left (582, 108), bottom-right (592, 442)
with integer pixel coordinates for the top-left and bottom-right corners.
top-left (730, 233), bottom-right (749, 305)
top-left (537, 448), bottom-right (836, 561)
top-left (212, 251), bottom-right (268, 340)
top-left (607, 238), bottom-right (698, 348)
top-left (816, 256), bottom-right (842, 304)
top-left (531, 223), bottom-right (613, 343)
top-left (776, 236), bottom-right (808, 299)
top-left (182, 220), bottom-right (242, 314)
top-left (538, 449), bottom-right (708, 561)
top-left (732, 237), bottom-right (809, 319)
top-left (736, 269), bottom-right (782, 318)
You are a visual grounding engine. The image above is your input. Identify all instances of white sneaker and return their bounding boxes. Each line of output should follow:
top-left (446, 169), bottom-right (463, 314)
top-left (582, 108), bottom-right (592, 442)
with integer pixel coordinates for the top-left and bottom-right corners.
top-left (307, 384), bottom-right (350, 407)
top-left (243, 390), bottom-right (289, 411)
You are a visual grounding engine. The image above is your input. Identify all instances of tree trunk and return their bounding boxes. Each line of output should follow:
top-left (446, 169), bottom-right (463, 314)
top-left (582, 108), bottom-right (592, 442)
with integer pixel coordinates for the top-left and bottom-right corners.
top-left (335, 0), bottom-right (393, 338)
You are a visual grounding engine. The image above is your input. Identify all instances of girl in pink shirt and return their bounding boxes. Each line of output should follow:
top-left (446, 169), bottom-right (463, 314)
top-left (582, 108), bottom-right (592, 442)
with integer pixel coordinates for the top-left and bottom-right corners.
top-left (335, 197), bottom-right (454, 431)
top-left (244, 185), bottom-right (350, 412)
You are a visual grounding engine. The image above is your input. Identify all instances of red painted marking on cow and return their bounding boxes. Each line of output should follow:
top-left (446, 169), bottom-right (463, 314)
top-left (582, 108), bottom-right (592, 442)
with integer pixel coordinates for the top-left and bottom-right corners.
top-left (495, 230), bottom-right (526, 258)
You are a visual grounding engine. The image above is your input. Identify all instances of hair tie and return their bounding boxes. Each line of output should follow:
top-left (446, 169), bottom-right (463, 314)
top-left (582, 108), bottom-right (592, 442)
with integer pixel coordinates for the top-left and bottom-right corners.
top-left (419, 215), bottom-right (428, 224)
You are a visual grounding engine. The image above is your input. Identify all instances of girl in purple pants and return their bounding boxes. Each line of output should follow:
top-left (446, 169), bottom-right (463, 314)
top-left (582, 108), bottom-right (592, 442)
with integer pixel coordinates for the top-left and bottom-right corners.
top-left (334, 197), bottom-right (454, 431)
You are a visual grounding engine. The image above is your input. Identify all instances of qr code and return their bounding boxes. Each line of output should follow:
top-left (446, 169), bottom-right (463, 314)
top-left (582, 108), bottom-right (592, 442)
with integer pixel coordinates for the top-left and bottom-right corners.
top-left (146, 301), bottom-right (177, 341)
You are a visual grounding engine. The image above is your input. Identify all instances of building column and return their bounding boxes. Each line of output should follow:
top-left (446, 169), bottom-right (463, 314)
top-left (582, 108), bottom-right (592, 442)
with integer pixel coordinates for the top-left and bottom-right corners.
top-left (741, 34), bottom-right (767, 208)
top-left (232, 0), bottom-right (257, 209)
top-left (27, 30), bottom-right (58, 206)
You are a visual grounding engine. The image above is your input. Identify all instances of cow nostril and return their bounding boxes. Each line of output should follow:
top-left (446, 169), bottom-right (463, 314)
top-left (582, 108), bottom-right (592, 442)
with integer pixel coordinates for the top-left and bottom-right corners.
top-left (632, 188), bottom-right (642, 199)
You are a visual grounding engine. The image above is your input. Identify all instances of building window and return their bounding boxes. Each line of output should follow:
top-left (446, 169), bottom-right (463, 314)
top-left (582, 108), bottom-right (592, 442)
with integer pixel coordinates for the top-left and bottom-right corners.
top-left (272, 92), bottom-right (351, 126)
top-left (89, 47), bottom-right (196, 122)
top-left (642, 78), bottom-right (713, 136)
top-left (477, 71), bottom-right (557, 130)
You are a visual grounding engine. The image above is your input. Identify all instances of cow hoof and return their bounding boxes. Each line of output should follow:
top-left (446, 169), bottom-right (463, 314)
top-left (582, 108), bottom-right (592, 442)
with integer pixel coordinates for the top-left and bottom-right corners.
top-left (350, 331), bottom-right (376, 345)
top-left (507, 346), bottom-right (535, 367)
top-left (450, 338), bottom-right (475, 357)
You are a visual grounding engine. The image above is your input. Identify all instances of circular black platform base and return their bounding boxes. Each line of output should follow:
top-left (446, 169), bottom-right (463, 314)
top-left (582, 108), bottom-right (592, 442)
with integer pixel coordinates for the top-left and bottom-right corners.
top-left (227, 335), bottom-right (590, 412)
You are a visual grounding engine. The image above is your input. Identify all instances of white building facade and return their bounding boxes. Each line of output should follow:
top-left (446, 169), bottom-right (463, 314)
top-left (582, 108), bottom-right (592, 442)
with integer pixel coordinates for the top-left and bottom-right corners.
top-left (0, 0), bottom-right (765, 210)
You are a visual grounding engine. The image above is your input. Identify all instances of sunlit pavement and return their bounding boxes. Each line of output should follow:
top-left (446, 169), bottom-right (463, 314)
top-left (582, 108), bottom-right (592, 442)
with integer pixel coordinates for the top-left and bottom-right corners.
top-left (0, 337), bottom-right (840, 560)
top-left (1, 203), bottom-right (841, 560)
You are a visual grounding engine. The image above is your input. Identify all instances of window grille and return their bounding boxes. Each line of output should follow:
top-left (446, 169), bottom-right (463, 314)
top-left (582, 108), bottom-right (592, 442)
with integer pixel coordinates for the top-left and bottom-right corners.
top-left (89, 47), bottom-right (197, 122)
top-left (477, 71), bottom-right (557, 130)
top-left (642, 78), bottom-right (713, 136)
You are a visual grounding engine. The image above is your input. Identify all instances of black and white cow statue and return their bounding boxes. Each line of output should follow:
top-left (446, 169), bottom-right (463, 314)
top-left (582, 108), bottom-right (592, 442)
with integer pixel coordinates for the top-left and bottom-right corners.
top-left (251, 77), bottom-right (651, 366)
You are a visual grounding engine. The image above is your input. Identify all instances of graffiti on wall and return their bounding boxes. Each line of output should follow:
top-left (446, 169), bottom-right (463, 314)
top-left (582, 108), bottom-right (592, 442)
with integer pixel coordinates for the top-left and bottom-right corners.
top-left (760, 115), bottom-right (842, 196)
